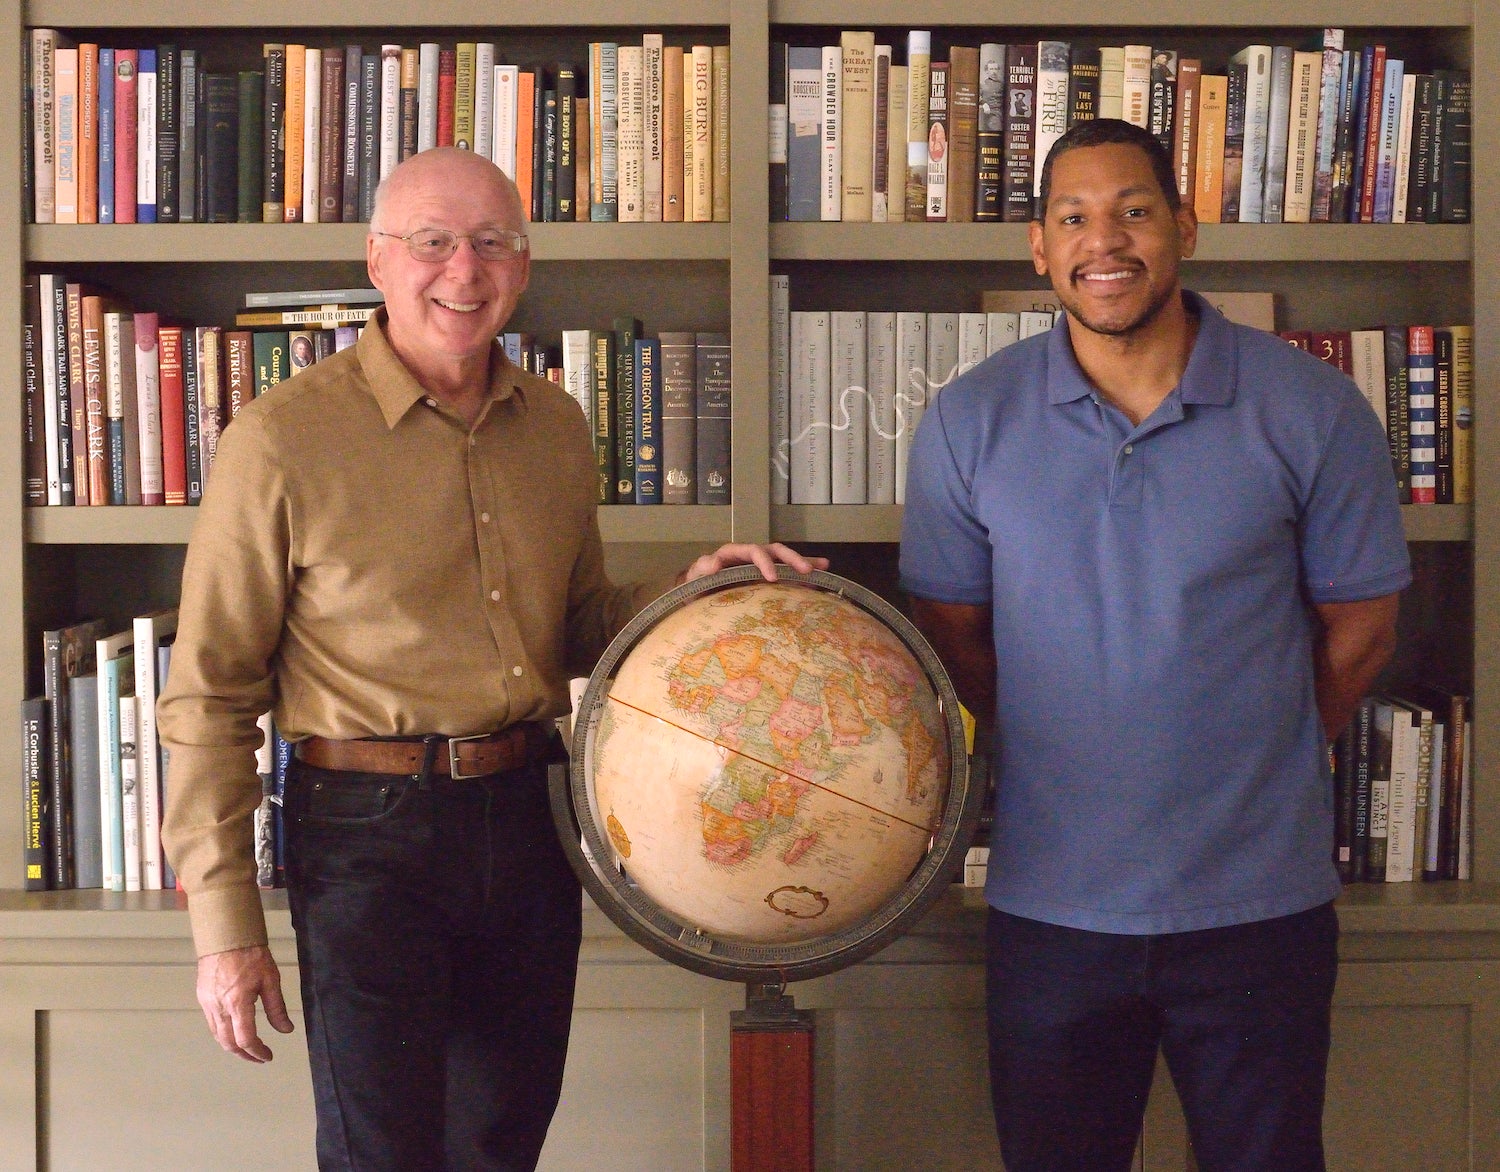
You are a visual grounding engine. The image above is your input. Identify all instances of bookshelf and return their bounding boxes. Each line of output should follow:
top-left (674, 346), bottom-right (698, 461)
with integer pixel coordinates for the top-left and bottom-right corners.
top-left (3, 1), bottom-right (1499, 1169)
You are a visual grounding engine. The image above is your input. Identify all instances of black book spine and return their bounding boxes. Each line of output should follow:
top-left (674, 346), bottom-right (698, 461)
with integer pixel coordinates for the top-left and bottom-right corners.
top-left (1351, 699), bottom-right (1373, 883)
top-left (236, 71), bottom-right (264, 224)
top-left (203, 74), bottom-right (239, 223)
top-left (530, 69), bottom-right (546, 220)
top-left (51, 279), bottom-right (74, 506)
top-left (556, 64), bottom-right (577, 221)
top-left (769, 43), bottom-right (788, 221)
top-left (155, 45), bottom-right (180, 222)
top-left (1406, 74), bottom-right (1435, 225)
top-left (541, 88), bottom-right (558, 223)
top-left (1437, 71), bottom-right (1470, 224)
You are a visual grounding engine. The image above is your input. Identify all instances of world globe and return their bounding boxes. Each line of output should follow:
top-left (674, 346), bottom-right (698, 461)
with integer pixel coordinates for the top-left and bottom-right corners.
top-left (551, 567), bottom-right (984, 984)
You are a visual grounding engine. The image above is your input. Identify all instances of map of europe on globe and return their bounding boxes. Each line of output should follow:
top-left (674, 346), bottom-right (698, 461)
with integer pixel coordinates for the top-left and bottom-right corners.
top-left (588, 580), bottom-right (952, 946)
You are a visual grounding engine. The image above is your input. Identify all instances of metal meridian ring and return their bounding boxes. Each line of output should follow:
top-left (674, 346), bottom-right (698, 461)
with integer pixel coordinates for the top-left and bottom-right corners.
top-left (548, 565), bottom-right (985, 985)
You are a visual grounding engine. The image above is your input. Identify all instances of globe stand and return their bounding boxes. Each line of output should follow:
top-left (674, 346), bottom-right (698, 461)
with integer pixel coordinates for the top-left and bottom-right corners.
top-left (730, 982), bottom-right (814, 1172)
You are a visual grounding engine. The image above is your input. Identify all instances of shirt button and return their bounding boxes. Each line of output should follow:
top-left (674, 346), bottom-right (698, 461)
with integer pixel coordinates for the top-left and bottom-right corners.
top-left (480, 512), bottom-right (490, 523)
top-left (1124, 444), bottom-right (1134, 455)
top-left (512, 666), bottom-right (524, 677)
top-left (425, 398), bottom-right (437, 408)
top-left (490, 590), bottom-right (501, 602)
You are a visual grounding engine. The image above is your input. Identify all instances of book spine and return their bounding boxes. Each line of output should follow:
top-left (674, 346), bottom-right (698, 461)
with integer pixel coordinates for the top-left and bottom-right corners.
top-left (437, 48), bottom-right (456, 147)
top-left (155, 44), bottom-right (179, 222)
top-left (238, 70), bottom-right (264, 223)
top-left (830, 311), bottom-right (868, 504)
top-left (81, 296), bottom-right (110, 507)
top-left (613, 317), bottom-right (639, 501)
top-left (78, 45), bottom-right (99, 223)
top-left (69, 675), bottom-right (102, 889)
top-left (178, 48), bottom-right (198, 222)
top-left (1172, 59), bottom-right (1201, 201)
top-left (904, 32), bottom-right (931, 222)
top-left (197, 326), bottom-right (224, 481)
top-left (284, 44), bottom-right (307, 220)
top-left (1281, 52), bottom-right (1320, 223)
top-left (893, 312), bottom-right (927, 502)
top-left (1383, 325), bottom-right (1411, 505)
top-left (768, 278), bottom-right (790, 505)
top-left (319, 52), bottom-right (345, 221)
top-left (1355, 46), bottom-right (1385, 223)
top-left (31, 29), bottom-right (57, 223)
top-left (378, 44), bottom-right (400, 181)
top-left (1261, 46), bottom-right (1293, 223)
top-left (1002, 45), bottom-right (1037, 222)
top-left (820, 45), bottom-right (843, 222)
top-left (133, 313), bottom-right (164, 506)
top-left (1407, 325), bottom-right (1436, 504)
top-left (113, 50), bottom-right (138, 224)
top-left (42, 630), bottom-right (72, 888)
top-left (633, 338), bottom-right (662, 505)
top-left (946, 46), bottom-right (979, 223)
top-left (865, 311), bottom-right (897, 504)
top-left (661, 48), bottom-right (683, 221)
top-left (1450, 324), bottom-right (1473, 504)
top-left (695, 334), bottom-right (732, 505)
top-left (181, 327), bottom-right (203, 505)
top-left (1432, 328), bottom-right (1454, 505)
top-left (46, 275), bottom-right (74, 506)
top-left (98, 48), bottom-right (116, 224)
top-left (1330, 50), bottom-right (1361, 223)
top-left (617, 46), bottom-right (645, 221)
top-left (1221, 62), bottom-right (1246, 222)
top-left (1438, 72), bottom-right (1471, 223)
top-left (341, 46), bottom-right (361, 222)
top-left (54, 47), bottom-right (78, 223)
top-left (871, 44), bottom-right (889, 223)
top-left (591, 330), bottom-right (616, 503)
top-left (473, 43), bottom-right (495, 161)
top-left (591, 43), bottom-right (619, 221)
top-left (923, 61), bottom-right (948, 222)
top-left (975, 44), bottom-right (1005, 222)
top-left (64, 283), bottom-right (89, 504)
top-left (262, 44), bottom-right (286, 221)
top-left (22, 280), bottom-right (46, 505)
top-left (786, 47), bottom-right (822, 222)
top-left (21, 696), bottom-right (49, 890)
top-left (839, 32), bottom-right (875, 223)
top-left (1121, 44), bottom-right (1151, 129)
top-left (789, 311), bottom-right (831, 504)
top-left (556, 63), bottom-right (577, 222)
top-left (157, 326), bottom-right (188, 506)
top-left (1372, 58), bottom-right (1404, 223)
top-left (659, 332), bottom-right (697, 505)
top-left (358, 54), bottom-right (380, 221)
top-left (1193, 75), bottom-right (1227, 223)
top-left (1391, 74), bottom-right (1417, 225)
top-left (1309, 28), bottom-right (1345, 222)
top-left (1236, 46), bottom-right (1272, 223)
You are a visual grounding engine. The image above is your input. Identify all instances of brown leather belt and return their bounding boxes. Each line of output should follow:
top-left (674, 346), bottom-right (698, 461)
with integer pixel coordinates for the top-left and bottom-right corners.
top-left (294, 724), bottom-right (553, 779)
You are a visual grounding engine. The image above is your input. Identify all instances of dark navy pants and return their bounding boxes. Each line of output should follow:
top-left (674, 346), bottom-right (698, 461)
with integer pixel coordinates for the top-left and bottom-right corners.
top-left (285, 753), bottom-right (582, 1172)
top-left (986, 901), bottom-right (1339, 1172)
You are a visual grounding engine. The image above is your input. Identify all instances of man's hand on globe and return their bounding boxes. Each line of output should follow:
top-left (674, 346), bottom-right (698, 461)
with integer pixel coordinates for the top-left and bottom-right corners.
top-left (678, 543), bottom-right (830, 587)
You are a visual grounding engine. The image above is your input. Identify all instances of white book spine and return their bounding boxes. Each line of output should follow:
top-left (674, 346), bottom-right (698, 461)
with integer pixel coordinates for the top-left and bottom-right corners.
top-left (865, 311), bottom-right (897, 504)
top-left (473, 43), bottom-right (495, 161)
top-left (958, 313), bottom-right (987, 376)
top-left (1261, 46), bottom-right (1295, 222)
top-left (1019, 310), bottom-right (1055, 339)
top-left (379, 46), bottom-right (400, 182)
top-left (1235, 45), bottom-right (1273, 222)
top-left (96, 631), bottom-right (134, 894)
top-left (1392, 73), bottom-right (1417, 224)
top-left (417, 44), bottom-right (439, 153)
top-left (1385, 704), bottom-right (1418, 882)
top-left (894, 311), bottom-right (927, 503)
top-left (134, 329), bottom-right (164, 503)
top-left (987, 311), bottom-right (1020, 355)
top-left (617, 45), bottom-right (646, 221)
top-left (1121, 44), bottom-right (1151, 129)
top-left (1098, 47), bottom-right (1125, 121)
top-left (770, 275), bottom-right (792, 505)
top-left (830, 311), bottom-right (868, 504)
top-left (1349, 330), bottom-right (1388, 429)
top-left (302, 49), bottom-right (322, 220)
top-left (560, 329), bottom-right (594, 432)
top-left (643, 34), bottom-right (664, 221)
top-left (31, 29), bottom-right (57, 223)
top-left (1281, 50), bottom-right (1320, 223)
top-left (119, 694), bottom-right (140, 892)
top-left (925, 313), bottom-right (960, 412)
top-left (789, 311), bottom-right (832, 504)
top-left (689, 45), bottom-right (713, 222)
top-left (137, 65), bottom-right (157, 208)
top-left (820, 46), bottom-right (843, 221)
top-left (132, 611), bottom-right (177, 892)
top-left (493, 65), bottom-right (519, 182)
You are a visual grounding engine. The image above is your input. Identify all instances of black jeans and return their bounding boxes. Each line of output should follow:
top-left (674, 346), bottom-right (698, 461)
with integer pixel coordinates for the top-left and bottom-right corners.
top-left (285, 753), bottom-right (582, 1172)
top-left (986, 901), bottom-right (1339, 1172)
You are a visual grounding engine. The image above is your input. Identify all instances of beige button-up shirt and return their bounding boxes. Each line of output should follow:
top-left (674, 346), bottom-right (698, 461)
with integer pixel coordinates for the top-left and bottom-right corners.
top-left (159, 310), bottom-right (663, 956)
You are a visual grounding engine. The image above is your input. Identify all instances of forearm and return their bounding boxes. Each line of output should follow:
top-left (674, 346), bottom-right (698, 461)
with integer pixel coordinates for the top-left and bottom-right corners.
top-left (1313, 594), bottom-right (1401, 740)
top-left (908, 598), bottom-right (998, 745)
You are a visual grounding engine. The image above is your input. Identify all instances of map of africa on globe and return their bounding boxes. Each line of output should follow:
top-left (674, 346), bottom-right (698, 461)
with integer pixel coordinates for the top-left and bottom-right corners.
top-left (587, 579), bottom-right (953, 947)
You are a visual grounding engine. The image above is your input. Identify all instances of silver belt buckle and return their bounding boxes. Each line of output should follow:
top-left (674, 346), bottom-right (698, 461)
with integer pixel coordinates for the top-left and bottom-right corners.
top-left (447, 733), bottom-right (492, 780)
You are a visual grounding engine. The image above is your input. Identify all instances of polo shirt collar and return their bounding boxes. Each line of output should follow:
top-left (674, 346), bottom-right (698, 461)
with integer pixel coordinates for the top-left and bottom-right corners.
top-left (1045, 289), bottom-right (1239, 409)
top-left (355, 305), bottom-right (529, 429)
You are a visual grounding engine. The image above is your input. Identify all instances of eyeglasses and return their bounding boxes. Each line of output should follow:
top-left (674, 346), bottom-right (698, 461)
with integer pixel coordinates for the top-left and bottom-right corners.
top-left (373, 227), bottom-right (530, 263)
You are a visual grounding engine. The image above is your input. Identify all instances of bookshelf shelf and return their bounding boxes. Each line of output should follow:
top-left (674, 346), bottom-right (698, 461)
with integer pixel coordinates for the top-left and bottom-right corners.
top-left (27, 1), bottom-right (734, 28)
top-left (24, 504), bottom-right (736, 545)
top-left (25, 223), bottom-right (734, 264)
top-left (768, 1), bottom-right (1472, 26)
top-left (770, 222), bottom-right (1472, 263)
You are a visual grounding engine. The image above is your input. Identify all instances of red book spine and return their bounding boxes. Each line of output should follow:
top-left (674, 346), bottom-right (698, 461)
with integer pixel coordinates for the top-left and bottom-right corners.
top-left (113, 50), bottom-right (138, 224)
top-left (437, 49), bottom-right (456, 147)
top-left (157, 326), bottom-right (188, 506)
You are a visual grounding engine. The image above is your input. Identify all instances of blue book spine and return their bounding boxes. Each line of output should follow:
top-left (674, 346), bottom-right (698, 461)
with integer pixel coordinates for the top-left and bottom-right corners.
top-left (634, 338), bottom-right (662, 504)
top-left (1407, 326), bottom-right (1436, 503)
top-left (1346, 45), bottom-right (1373, 222)
top-left (786, 47), bottom-right (823, 221)
top-left (1372, 58), bottom-right (1404, 223)
top-left (274, 729), bottom-right (291, 886)
top-left (98, 48), bottom-right (116, 223)
top-left (136, 49), bottom-right (158, 223)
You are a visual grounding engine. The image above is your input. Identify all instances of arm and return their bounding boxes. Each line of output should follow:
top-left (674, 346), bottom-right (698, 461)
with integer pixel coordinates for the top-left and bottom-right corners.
top-left (197, 946), bottom-right (295, 1063)
top-left (907, 597), bottom-right (998, 745)
top-left (1312, 592), bottom-right (1401, 741)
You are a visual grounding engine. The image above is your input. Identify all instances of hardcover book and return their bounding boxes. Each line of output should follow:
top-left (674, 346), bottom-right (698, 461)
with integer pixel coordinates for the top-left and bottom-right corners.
top-left (660, 332), bottom-right (698, 505)
top-left (694, 333), bottom-right (731, 505)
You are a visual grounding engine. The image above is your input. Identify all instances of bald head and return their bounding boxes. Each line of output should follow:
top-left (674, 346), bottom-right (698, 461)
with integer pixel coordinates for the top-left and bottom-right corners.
top-left (369, 147), bottom-right (528, 236)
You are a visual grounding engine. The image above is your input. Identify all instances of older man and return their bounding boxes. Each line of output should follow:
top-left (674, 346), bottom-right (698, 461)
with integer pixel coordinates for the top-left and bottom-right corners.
top-left (160, 147), bottom-right (822, 1171)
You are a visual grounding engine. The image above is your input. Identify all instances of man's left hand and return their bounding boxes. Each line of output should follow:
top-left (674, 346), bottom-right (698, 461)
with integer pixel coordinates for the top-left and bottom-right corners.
top-left (679, 543), bottom-right (830, 586)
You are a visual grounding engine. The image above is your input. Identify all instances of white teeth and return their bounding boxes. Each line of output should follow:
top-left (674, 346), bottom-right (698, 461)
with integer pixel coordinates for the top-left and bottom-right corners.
top-left (436, 299), bottom-right (482, 312)
top-left (1081, 271), bottom-right (1133, 282)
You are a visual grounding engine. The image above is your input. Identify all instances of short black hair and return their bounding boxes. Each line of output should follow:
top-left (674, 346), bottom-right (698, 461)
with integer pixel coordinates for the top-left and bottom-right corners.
top-left (1035, 118), bottom-right (1181, 219)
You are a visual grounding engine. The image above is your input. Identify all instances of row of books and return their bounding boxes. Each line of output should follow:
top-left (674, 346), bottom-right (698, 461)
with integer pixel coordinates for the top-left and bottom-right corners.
top-left (769, 283), bottom-right (1276, 506)
top-left (21, 277), bottom-right (382, 507)
top-left (773, 29), bottom-right (1471, 226)
top-left (27, 31), bottom-right (730, 226)
top-left (1333, 687), bottom-right (1471, 884)
top-left (557, 322), bottom-right (732, 506)
top-left (1288, 323), bottom-right (1473, 506)
top-left (21, 611), bottom-right (177, 892)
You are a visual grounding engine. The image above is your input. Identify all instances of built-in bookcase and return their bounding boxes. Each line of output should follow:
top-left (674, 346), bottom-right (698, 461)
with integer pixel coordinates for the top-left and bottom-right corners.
top-left (1, 2), bottom-right (1498, 1168)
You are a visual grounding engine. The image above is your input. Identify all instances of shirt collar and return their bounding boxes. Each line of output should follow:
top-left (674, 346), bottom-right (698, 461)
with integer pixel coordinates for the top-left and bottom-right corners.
top-left (355, 306), bottom-right (528, 430)
top-left (1045, 290), bottom-right (1239, 409)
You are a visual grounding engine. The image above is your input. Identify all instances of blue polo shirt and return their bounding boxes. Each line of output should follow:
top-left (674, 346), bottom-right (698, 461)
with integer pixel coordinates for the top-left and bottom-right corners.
top-left (900, 292), bottom-right (1411, 934)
